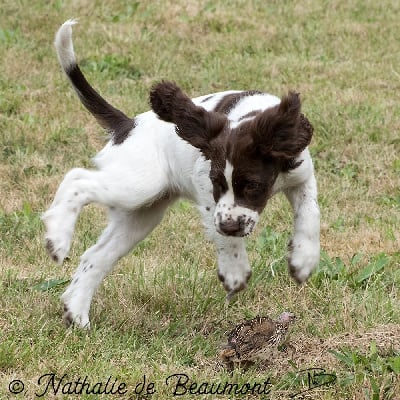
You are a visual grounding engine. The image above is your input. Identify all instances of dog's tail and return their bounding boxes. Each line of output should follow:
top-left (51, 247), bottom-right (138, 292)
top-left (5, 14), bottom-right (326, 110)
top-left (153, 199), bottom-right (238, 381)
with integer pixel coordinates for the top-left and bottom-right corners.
top-left (54, 20), bottom-right (135, 144)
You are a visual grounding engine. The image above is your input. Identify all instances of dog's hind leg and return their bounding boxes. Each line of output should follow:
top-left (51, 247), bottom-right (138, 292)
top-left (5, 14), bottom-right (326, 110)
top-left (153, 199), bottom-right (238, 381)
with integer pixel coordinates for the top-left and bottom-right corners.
top-left (42, 167), bottom-right (166, 264)
top-left (42, 168), bottom-right (93, 264)
top-left (61, 200), bottom-right (171, 328)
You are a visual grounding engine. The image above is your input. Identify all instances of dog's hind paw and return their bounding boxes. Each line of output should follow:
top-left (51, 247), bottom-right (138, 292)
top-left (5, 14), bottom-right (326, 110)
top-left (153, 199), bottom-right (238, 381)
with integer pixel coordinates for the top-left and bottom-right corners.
top-left (41, 209), bottom-right (74, 265)
top-left (45, 237), bottom-right (70, 264)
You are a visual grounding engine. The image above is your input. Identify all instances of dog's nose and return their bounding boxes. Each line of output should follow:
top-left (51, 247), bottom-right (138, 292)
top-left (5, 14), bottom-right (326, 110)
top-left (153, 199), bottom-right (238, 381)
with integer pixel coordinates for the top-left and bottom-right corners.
top-left (219, 218), bottom-right (243, 236)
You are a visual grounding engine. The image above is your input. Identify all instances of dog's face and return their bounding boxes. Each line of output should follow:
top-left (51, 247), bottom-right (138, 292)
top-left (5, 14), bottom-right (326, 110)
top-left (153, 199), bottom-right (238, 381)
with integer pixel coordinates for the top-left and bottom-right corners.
top-left (150, 82), bottom-right (313, 237)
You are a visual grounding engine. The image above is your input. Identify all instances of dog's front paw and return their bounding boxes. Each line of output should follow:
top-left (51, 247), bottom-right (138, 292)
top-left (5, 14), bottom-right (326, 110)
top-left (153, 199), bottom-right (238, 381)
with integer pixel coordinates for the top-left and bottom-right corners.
top-left (61, 291), bottom-right (91, 329)
top-left (288, 237), bottom-right (320, 283)
top-left (218, 268), bottom-right (252, 301)
top-left (62, 303), bottom-right (90, 329)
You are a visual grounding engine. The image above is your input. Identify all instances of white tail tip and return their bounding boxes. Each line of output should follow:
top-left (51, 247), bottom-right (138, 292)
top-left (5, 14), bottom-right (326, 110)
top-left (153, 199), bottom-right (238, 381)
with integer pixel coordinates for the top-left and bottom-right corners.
top-left (63, 19), bottom-right (78, 27)
top-left (55, 19), bottom-right (79, 71)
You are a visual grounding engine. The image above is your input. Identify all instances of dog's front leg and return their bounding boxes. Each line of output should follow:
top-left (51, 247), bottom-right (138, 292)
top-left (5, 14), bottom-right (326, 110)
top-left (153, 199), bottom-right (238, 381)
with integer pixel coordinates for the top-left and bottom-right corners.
top-left (198, 204), bottom-right (251, 300)
top-left (214, 236), bottom-right (252, 300)
top-left (284, 172), bottom-right (320, 283)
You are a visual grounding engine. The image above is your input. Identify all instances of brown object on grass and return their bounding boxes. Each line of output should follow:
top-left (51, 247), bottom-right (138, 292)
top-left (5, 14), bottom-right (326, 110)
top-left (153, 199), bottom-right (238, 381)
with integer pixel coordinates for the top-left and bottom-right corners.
top-left (220, 312), bottom-right (296, 369)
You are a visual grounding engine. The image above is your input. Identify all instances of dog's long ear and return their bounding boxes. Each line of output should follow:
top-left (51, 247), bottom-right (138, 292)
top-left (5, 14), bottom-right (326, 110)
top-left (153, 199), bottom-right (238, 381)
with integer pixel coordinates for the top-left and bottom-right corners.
top-left (251, 91), bottom-right (313, 159)
top-left (150, 81), bottom-right (227, 157)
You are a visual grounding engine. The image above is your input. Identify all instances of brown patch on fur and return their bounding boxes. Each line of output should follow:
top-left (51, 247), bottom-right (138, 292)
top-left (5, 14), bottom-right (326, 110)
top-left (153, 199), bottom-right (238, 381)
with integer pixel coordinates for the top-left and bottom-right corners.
top-left (150, 81), bottom-right (228, 159)
top-left (207, 133), bottom-right (229, 202)
top-left (214, 91), bottom-right (264, 114)
top-left (282, 158), bottom-right (304, 172)
top-left (150, 81), bottom-right (230, 202)
top-left (247, 92), bottom-right (313, 160)
top-left (62, 305), bottom-right (73, 327)
top-left (200, 94), bottom-right (215, 103)
top-left (45, 239), bottom-right (59, 263)
top-left (288, 262), bottom-right (303, 284)
top-left (225, 92), bottom-right (313, 212)
top-left (238, 110), bottom-right (262, 121)
top-left (245, 270), bottom-right (252, 283)
top-left (299, 113), bottom-right (314, 139)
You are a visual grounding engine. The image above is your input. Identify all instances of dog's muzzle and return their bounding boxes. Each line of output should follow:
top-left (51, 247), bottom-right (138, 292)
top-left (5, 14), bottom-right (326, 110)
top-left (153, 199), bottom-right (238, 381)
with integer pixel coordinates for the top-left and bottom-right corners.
top-left (214, 210), bottom-right (259, 237)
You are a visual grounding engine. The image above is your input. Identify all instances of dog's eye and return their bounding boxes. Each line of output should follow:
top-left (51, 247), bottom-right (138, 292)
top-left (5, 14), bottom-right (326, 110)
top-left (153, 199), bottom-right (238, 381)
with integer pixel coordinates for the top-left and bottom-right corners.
top-left (244, 182), bottom-right (263, 193)
top-left (243, 181), bottom-right (264, 199)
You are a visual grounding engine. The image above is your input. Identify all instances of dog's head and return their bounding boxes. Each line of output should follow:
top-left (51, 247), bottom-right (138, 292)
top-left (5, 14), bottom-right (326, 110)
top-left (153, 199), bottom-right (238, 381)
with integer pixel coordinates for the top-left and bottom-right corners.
top-left (150, 81), bottom-right (313, 237)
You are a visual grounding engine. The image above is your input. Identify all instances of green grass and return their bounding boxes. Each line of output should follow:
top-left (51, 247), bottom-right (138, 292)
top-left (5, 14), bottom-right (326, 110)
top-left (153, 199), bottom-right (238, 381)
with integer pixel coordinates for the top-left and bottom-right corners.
top-left (0, 0), bottom-right (399, 398)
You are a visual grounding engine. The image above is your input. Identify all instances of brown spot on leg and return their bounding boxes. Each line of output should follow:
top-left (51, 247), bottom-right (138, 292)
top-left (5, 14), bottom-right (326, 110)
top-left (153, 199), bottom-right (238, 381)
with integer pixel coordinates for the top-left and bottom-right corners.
top-left (287, 240), bottom-right (305, 283)
top-left (63, 305), bottom-right (73, 327)
top-left (45, 239), bottom-right (53, 253)
top-left (245, 270), bottom-right (252, 283)
top-left (288, 261), bottom-right (307, 284)
top-left (45, 239), bottom-right (59, 263)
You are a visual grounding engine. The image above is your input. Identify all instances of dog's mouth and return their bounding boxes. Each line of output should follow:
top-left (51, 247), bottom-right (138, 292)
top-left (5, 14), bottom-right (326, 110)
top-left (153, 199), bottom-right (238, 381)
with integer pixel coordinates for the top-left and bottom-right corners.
top-left (216, 229), bottom-right (249, 238)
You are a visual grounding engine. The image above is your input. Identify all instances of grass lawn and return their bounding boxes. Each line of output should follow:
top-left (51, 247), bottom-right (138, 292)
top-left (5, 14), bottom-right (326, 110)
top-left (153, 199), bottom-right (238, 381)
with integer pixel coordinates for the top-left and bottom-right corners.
top-left (1, 0), bottom-right (399, 398)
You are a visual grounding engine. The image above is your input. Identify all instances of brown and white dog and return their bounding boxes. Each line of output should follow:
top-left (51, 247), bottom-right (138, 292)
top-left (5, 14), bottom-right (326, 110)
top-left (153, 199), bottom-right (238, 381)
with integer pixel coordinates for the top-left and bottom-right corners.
top-left (42, 20), bottom-right (320, 328)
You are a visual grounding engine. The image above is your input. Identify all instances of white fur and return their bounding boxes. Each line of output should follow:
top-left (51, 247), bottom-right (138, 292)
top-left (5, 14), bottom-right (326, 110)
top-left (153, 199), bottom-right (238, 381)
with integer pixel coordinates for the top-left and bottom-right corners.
top-left (54, 20), bottom-right (78, 70)
top-left (42, 21), bottom-right (320, 328)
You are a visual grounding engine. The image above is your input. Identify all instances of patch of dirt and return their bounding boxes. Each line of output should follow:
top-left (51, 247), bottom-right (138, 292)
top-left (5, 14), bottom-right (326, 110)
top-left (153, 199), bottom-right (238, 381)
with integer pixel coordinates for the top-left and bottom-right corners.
top-left (272, 323), bottom-right (400, 373)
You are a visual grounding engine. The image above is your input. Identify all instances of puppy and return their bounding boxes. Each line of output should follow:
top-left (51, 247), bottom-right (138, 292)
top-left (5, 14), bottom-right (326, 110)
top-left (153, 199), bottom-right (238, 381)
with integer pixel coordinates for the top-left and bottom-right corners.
top-left (42, 20), bottom-right (320, 328)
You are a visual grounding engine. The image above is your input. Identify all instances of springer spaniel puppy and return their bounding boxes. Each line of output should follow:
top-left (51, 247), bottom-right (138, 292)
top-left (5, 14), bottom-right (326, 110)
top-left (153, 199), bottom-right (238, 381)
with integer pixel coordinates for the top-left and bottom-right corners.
top-left (42, 20), bottom-right (320, 328)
